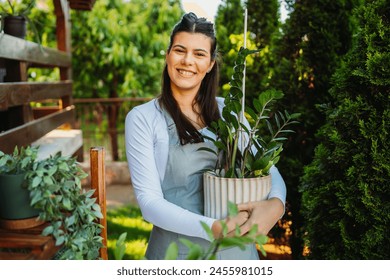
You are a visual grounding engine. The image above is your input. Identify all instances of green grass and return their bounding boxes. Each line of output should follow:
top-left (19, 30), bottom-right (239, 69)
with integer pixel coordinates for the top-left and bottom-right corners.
top-left (106, 204), bottom-right (152, 260)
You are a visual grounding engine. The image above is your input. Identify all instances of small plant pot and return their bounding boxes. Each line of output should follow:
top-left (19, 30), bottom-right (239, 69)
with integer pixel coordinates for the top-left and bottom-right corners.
top-left (203, 172), bottom-right (272, 219)
top-left (3, 16), bottom-right (27, 38)
top-left (0, 173), bottom-right (40, 221)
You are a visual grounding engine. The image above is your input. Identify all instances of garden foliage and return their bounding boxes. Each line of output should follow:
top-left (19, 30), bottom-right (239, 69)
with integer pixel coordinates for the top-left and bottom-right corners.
top-left (300, 0), bottom-right (390, 259)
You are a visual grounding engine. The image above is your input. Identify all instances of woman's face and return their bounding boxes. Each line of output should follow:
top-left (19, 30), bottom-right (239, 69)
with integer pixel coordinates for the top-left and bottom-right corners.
top-left (166, 32), bottom-right (215, 95)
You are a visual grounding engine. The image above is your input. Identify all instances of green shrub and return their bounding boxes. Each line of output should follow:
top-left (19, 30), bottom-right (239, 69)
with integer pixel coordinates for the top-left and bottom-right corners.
top-left (300, 0), bottom-right (390, 259)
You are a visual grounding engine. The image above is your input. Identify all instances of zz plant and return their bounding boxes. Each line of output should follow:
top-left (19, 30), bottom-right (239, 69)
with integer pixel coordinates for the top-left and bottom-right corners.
top-left (203, 47), bottom-right (300, 178)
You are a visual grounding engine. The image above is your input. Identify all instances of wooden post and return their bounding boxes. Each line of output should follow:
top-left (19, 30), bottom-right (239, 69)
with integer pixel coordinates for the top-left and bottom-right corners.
top-left (90, 147), bottom-right (108, 260)
top-left (53, 0), bottom-right (72, 82)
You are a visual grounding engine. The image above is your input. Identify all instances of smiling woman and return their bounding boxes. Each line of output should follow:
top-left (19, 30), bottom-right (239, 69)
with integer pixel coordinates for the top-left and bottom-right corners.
top-left (124, 12), bottom-right (286, 260)
top-left (125, 13), bottom-right (227, 260)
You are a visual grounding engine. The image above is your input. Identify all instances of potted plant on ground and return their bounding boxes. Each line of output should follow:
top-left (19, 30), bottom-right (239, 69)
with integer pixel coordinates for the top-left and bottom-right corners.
top-left (0, 146), bottom-right (41, 223)
top-left (0, 145), bottom-right (104, 259)
top-left (202, 46), bottom-right (300, 219)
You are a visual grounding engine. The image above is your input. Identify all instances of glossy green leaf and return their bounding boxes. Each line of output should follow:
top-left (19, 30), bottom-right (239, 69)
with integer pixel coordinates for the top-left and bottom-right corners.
top-left (164, 242), bottom-right (179, 260)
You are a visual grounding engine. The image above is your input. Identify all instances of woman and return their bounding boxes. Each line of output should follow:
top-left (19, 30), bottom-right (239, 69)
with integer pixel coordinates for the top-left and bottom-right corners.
top-left (125, 12), bottom-right (286, 260)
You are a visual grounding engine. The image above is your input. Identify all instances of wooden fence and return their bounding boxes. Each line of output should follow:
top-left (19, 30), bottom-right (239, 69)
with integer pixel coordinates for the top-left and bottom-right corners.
top-left (73, 97), bottom-right (152, 161)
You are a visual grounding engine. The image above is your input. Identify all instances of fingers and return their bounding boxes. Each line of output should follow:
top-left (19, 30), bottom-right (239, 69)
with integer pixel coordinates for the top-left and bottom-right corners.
top-left (227, 210), bottom-right (248, 226)
top-left (238, 221), bottom-right (253, 236)
top-left (225, 211), bottom-right (247, 231)
top-left (213, 210), bottom-right (250, 238)
top-left (237, 203), bottom-right (248, 212)
top-left (211, 220), bottom-right (223, 239)
top-left (237, 201), bottom-right (254, 213)
top-left (214, 206), bottom-right (274, 239)
top-left (234, 199), bottom-right (285, 238)
top-left (225, 210), bottom-right (249, 237)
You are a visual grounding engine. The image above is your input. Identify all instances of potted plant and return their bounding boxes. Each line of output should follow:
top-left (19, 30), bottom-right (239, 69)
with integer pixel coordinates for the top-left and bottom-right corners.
top-left (0, 145), bottom-right (104, 259)
top-left (0, 146), bottom-right (40, 223)
top-left (0, 0), bottom-right (40, 42)
top-left (202, 47), bottom-right (300, 219)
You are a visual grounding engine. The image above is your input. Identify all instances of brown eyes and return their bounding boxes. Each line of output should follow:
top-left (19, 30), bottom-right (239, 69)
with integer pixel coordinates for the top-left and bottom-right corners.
top-left (173, 49), bottom-right (207, 57)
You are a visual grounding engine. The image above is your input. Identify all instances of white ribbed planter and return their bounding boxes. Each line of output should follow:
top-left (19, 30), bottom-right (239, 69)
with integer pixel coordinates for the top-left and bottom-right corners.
top-left (203, 172), bottom-right (272, 219)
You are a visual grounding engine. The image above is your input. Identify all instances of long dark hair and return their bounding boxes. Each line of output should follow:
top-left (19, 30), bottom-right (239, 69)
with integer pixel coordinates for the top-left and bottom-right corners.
top-left (159, 12), bottom-right (220, 145)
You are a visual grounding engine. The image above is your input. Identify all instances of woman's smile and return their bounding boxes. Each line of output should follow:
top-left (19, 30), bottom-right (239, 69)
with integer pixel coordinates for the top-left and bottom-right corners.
top-left (177, 68), bottom-right (196, 77)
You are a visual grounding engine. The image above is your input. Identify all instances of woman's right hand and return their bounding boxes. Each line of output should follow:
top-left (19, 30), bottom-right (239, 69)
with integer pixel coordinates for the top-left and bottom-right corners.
top-left (211, 211), bottom-right (249, 238)
top-left (237, 198), bottom-right (284, 236)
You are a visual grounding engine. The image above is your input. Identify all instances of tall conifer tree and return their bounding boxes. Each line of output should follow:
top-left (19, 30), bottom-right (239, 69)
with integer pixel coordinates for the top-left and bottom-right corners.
top-left (300, 0), bottom-right (390, 259)
top-left (269, 0), bottom-right (359, 258)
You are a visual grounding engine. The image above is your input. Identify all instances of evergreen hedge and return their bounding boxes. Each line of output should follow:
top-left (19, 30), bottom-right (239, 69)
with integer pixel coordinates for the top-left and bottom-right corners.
top-left (269, 0), bottom-right (359, 258)
top-left (300, 0), bottom-right (390, 259)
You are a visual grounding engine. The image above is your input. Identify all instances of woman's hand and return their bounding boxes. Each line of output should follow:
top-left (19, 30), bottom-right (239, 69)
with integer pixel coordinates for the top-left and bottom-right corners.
top-left (211, 211), bottom-right (249, 238)
top-left (237, 198), bottom-right (284, 236)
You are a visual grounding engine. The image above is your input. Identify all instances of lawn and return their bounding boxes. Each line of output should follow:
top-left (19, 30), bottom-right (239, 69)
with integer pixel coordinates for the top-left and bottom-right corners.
top-left (106, 204), bottom-right (152, 260)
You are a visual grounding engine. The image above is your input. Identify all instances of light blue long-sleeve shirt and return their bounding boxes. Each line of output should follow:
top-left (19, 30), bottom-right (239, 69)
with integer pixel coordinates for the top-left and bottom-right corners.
top-left (125, 98), bottom-right (286, 241)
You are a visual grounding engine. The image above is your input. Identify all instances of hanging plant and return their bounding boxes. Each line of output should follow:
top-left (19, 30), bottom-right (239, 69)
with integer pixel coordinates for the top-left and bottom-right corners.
top-left (26, 151), bottom-right (104, 259)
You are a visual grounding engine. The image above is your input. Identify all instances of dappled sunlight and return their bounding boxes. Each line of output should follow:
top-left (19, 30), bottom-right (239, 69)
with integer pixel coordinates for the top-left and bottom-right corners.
top-left (107, 239), bottom-right (148, 260)
top-left (106, 204), bottom-right (152, 260)
top-left (109, 216), bottom-right (152, 233)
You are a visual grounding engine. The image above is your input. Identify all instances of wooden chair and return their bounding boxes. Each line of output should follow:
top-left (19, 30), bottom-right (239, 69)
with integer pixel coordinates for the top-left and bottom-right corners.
top-left (0, 147), bottom-right (108, 260)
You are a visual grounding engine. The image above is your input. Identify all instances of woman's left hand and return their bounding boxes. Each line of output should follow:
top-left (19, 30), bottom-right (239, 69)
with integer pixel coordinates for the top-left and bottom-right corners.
top-left (237, 198), bottom-right (284, 236)
top-left (211, 210), bottom-right (249, 238)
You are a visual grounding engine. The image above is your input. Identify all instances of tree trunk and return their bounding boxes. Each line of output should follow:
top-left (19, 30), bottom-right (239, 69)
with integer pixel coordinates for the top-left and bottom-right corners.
top-left (108, 78), bottom-right (119, 161)
top-left (107, 103), bottom-right (119, 161)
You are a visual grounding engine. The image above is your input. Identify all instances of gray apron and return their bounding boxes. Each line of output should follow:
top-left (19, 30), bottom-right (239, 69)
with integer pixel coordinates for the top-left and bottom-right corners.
top-left (145, 110), bottom-right (259, 260)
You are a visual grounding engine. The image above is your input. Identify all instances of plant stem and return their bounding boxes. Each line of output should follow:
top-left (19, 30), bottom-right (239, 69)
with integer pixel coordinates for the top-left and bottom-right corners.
top-left (231, 132), bottom-right (240, 177)
top-left (239, 9), bottom-right (248, 174)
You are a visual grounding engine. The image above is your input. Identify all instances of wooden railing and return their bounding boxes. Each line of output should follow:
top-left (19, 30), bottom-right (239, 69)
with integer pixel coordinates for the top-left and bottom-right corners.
top-left (0, 0), bottom-right (82, 160)
top-left (74, 97), bottom-right (152, 161)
